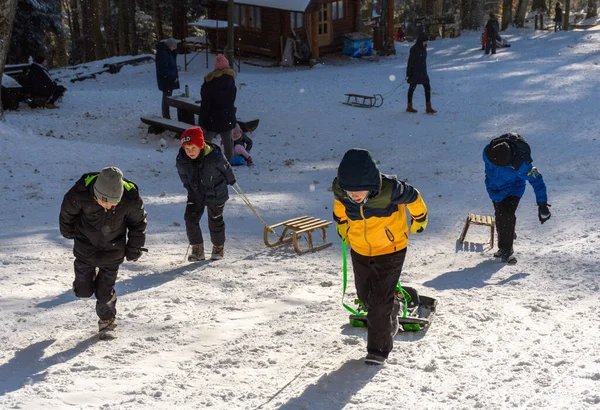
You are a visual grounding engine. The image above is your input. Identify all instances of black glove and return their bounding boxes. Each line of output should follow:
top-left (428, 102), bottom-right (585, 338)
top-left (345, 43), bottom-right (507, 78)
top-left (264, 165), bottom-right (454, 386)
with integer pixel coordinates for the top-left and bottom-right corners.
top-left (538, 202), bottom-right (551, 224)
top-left (125, 246), bottom-right (143, 262)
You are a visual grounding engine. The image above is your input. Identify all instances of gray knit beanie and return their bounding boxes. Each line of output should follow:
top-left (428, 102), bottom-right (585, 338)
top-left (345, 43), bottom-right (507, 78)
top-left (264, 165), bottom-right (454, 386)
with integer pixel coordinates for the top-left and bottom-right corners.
top-left (94, 167), bottom-right (124, 204)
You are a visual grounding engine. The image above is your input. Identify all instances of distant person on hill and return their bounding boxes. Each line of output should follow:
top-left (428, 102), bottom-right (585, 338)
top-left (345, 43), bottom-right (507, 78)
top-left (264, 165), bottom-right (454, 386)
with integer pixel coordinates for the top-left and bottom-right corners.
top-left (59, 167), bottom-right (147, 339)
top-left (485, 13), bottom-right (500, 55)
top-left (199, 54), bottom-right (237, 162)
top-left (332, 148), bottom-right (428, 366)
top-left (483, 133), bottom-right (551, 265)
top-left (554, 3), bottom-right (563, 31)
top-left (155, 37), bottom-right (180, 119)
top-left (26, 53), bottom-right (67, 109)
top-left (226, 123), bottom-right (254, 167)
top-left (406, 32), bottom-right (436, 114)
top-left (176, 127), bottom-right (236, 262)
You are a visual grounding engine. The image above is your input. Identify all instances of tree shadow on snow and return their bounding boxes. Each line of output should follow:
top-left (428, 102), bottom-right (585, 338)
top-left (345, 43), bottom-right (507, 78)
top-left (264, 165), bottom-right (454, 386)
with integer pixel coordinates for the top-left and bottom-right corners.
top-left (35, 263), bottom-right (198, 309)
top-left (0, 335), bottom-right (97, 396)
top-left (423, 259), bottom-right (509, 290)
top-left (276, 359), bottom-right (380, 410)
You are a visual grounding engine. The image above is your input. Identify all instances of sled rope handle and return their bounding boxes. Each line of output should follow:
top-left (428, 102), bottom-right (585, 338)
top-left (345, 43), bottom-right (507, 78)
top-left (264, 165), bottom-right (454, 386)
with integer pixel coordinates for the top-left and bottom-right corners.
top-left (341, 240), bottom-right (409, 318)
top-left (232, 183), bottom-right (276, 234)
top-left (381, 79), bottom-right (406, 99)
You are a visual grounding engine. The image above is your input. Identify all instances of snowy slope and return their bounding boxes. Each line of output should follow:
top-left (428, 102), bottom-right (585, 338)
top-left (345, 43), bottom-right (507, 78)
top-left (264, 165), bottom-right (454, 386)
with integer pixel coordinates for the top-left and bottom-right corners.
top-left (1, 29), bottom-right (599, 409)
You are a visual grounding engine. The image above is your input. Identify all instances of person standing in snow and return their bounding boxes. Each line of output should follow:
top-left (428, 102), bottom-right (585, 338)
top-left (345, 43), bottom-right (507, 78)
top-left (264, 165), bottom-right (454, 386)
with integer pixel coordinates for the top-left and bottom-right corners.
top-left (26, 53), bottom-right (67, 109)
top-left (483, 133), bottom-right (551, 264)
top-left (406, 32), bottom-right (436, 114)
top-left (485, 13), bottom-right (500, 55)
top-left (554, 3), bottom-right (563, 31)
top-left (332, 149), bottom-right (428, 365)
top-left (199, 54), bottom-right (237, 163)
top-left (59, 167), bottom-right (147, 339)
top-left (176, 127), bottom-right (236, 261)
top-left (155, 37), bottom-right (180, 119)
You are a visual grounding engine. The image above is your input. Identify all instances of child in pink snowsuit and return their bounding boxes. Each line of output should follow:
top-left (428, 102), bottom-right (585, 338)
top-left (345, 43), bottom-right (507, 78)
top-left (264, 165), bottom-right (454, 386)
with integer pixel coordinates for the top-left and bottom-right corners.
top-left (227, 124), bottom-right (254, 166)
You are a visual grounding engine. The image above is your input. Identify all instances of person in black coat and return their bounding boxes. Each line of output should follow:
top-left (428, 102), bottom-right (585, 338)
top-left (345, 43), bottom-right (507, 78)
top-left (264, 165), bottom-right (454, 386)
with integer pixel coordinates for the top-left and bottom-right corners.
top-left (554, 3), bottom-right (563, 31)
top-left (26, 54), bottom-right (66, 108)
top-left (485, 13), bottom-right (500, 55)
top-left (176, 127), bottom-right (236, 261)
top-left (406, 32), bottom-right (436, 114)
top-left (199, 54), bottom-right (237, 162)
top-left (155, 38), bottom-right (180, 119)
top-left (59, 167), bottom-right (147, 338)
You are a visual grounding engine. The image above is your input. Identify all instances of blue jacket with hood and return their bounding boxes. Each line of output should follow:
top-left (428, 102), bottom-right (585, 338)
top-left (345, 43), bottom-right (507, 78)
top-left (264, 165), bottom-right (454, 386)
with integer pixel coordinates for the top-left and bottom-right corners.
top-left (483, 133), bottom-right (548, 203)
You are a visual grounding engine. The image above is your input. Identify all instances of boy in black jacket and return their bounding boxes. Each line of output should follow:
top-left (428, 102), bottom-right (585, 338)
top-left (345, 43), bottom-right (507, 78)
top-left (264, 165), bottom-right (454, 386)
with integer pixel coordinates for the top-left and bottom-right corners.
top-left (59, 167), bottom-right (147, 339)
top-left (176, 127), bottom-right (236, 261)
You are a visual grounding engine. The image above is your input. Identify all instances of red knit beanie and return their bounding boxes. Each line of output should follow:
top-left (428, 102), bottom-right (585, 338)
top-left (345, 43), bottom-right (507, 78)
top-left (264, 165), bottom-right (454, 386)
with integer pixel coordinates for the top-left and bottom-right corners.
top-left (180, 127), bottom-right (205, 149)
top-left (214, 54), bottom-right (230, 70)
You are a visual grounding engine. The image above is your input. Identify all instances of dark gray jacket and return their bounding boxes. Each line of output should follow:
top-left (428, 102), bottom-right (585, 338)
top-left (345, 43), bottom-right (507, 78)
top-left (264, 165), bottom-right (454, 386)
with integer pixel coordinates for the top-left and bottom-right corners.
top-left (176, 143), bottom-right (236, 205)
top-left (59, 173), bottom-right (147, 266)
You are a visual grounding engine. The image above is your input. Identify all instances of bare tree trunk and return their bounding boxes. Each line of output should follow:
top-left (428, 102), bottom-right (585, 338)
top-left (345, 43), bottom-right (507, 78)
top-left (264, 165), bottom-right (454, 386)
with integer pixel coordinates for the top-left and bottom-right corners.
top-left (586, 0), bottom-right (597, 18)
top-left (153, 0), bottom-right (164, 41)
top-left (91, 0), bottom-right (107, 60)
top-left (514, 0), bottom-right (530, 27)
top-left (563, 0), bottom-right (570, 29)
top-left (0, 0), bottom-right (19, 117)
top-left (103, 0), bottom-right (118, 57)
top-left (117, 0), bottom-right (131, 55)
top-left (128, 0), bottom-right (138, 54)
top-left (69, 0), bottom-right (85, 63)
top-left (81, 0), bottom-right (96, 60)
top-left (502, 0), bottom-right (514, 30)
top-left (172, 0), bottom-right (185, 40)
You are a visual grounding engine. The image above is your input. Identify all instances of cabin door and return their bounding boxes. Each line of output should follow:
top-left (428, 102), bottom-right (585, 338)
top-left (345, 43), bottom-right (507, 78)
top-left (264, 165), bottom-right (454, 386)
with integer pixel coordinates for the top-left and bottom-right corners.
top-left (317, 3), bottom-right (332, 46)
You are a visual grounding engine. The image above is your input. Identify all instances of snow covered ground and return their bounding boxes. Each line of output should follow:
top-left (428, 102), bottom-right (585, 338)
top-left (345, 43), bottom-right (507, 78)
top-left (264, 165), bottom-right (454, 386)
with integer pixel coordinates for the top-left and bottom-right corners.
top-left (1, 28), bottom-right (599, 409)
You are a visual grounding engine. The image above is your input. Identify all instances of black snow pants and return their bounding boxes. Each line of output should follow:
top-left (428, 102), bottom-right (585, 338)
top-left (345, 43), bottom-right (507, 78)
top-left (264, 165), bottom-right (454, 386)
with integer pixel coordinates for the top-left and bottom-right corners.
top-left (185, 202), bottom-right (226, 246)
top-left (493, 196), bottom-right (521, 254)
top-left (73, 258), bottom-right (119, 321)
top-left (350, 247), bottom-right (407, 358)
top-left (408, 82), bottom-right (431, 104)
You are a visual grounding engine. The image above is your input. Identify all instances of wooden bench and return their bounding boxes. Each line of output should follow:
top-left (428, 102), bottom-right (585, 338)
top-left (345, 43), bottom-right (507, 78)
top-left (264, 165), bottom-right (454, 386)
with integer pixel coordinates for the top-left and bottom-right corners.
top-left (459, 213), bottom-right (495, 248)
top-left (140, 116), bottom-right (192, 137)
top-left (264, 216), bottom-right (333, 255)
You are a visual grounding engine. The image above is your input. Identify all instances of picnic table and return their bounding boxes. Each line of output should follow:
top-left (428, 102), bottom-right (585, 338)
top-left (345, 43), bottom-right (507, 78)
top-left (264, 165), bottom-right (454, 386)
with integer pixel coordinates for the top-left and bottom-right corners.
top-left (165, 95), bottom-right (201, 124)
top-left (162, 94), bottom-right (260, 133)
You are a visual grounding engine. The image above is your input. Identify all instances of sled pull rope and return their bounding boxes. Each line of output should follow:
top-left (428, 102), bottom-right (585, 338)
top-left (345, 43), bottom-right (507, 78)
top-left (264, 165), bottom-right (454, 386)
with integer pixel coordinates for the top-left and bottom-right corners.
top-left (231, 183), bottom-right (275, 234)
top-left (341, 240), bottom-right (409, 318)
top-left (381, 79), bottom-right (406, 99)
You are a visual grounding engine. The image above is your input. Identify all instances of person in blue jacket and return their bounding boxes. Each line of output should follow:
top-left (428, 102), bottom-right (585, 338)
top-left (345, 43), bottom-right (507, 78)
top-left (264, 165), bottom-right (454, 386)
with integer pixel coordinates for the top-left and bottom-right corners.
top-left (155, 38), bottom-right (180, 119)
top-left (483, 133), bottom-right (551, 264)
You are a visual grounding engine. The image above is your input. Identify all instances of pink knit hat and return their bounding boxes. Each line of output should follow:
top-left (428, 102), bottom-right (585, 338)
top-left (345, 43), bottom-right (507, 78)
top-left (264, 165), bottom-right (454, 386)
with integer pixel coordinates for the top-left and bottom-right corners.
top-left (214, 54), bottom-right (229, 70)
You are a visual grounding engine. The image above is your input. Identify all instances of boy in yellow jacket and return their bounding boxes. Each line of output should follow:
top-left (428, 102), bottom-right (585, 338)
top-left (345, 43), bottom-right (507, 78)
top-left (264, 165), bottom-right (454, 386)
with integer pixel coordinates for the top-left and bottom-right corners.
top-left (332, 149), bottom-right (427, 365)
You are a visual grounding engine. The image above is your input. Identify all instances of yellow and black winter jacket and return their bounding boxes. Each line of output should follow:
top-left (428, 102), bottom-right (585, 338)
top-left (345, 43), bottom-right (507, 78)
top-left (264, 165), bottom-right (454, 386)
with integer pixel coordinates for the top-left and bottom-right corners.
top-left (333, 175), bottom-right (427, 257)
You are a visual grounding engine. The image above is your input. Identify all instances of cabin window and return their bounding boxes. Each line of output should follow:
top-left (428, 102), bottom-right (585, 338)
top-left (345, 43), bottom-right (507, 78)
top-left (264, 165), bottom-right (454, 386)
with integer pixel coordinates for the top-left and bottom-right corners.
top-left (332, 0), bottom-right (345, 20)
top-left (291, 12), bottom-right (304, 29)
top-left (234, 5), bottom-right (261, 30)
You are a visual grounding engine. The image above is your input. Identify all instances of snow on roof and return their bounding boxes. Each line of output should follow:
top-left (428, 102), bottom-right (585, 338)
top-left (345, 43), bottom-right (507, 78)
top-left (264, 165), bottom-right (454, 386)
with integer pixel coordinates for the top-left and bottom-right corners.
top-left (217, 0), bottom-right (312, 12)
top-left (189, 19), bottom-right (238, 29)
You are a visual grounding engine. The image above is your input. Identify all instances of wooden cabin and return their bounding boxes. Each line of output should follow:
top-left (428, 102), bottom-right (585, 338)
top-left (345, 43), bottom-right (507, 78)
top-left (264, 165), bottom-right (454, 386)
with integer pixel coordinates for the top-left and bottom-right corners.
top-left (205, 0), bottom-right (361, 60)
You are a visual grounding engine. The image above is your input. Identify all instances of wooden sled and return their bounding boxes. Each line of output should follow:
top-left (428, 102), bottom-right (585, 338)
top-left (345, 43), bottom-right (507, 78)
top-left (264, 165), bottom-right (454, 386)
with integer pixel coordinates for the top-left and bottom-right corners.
top-left (237, 118), bottom-right (259, 133)
top-left (343, 93), bottom-right (384, 108)
top-left (264, 216), bottom-right (333, 255)
top-left (459, 213), bottom-right (495, 247)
